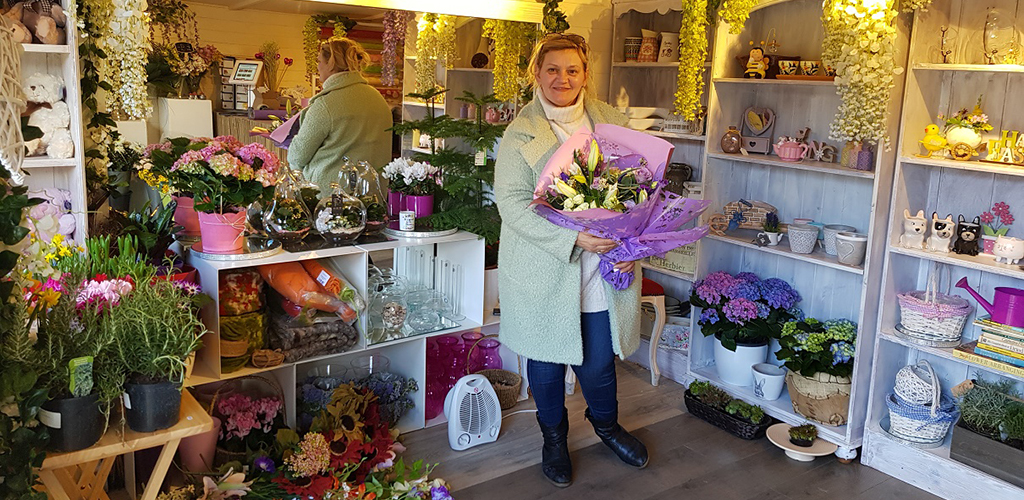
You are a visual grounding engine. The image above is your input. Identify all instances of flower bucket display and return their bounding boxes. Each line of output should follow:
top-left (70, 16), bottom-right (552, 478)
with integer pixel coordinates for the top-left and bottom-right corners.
top-left (173, 194), bottom-right (202, 238)
top-left (785, 370), bottom-right (852, 426)
top-left (199, 210), bottom-right (247, 253)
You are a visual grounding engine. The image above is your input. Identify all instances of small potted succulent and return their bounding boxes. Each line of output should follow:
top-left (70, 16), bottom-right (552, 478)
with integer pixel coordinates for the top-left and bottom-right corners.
top-left (789, 424), bottom-right (818, 447)
top-left (760, 212), bottom-right (782, 246)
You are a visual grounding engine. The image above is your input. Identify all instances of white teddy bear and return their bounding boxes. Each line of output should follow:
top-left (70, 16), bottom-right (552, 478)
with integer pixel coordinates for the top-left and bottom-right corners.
top-left (23, 72), bottom-right (74, 159)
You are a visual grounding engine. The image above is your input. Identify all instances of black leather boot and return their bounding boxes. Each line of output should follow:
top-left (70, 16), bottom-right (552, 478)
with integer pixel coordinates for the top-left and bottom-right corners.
top-left (537, 408), bottom-right (572, 487)
top-left (585, 408), bottom-right (649, 468)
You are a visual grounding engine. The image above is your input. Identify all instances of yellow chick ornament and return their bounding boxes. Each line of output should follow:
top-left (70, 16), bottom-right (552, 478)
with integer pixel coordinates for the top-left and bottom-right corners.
top-left (918, 124), bottom-right (947, 158)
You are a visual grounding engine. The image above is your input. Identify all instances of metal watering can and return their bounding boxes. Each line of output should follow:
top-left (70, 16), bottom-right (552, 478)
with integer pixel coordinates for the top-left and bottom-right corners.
top-left (955, 277), bottom-right (1024, 328)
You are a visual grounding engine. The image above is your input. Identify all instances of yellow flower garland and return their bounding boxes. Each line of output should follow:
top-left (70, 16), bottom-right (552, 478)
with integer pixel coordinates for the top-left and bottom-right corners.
top-left (673, 0), bottom-right (709, 120)
top-left (415, 14), bottom-right (458, 93)
top-left (483, 20), bottom-right (536, 102)
top-left (718, 0), bottom-right (758, 35)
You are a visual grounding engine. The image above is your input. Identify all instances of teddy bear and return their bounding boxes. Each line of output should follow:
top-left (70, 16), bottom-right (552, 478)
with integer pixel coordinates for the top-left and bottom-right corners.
top-left (23, 72), bottom-right (73, 159)
top-left (3, 0), bottom-right (66, 45)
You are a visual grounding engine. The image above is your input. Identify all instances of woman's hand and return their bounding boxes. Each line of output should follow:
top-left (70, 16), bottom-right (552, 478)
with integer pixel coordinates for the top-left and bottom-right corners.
top-left (614, 261), bottom-right (636, 274)
top-left (576, 232), bottom-right (617, 254)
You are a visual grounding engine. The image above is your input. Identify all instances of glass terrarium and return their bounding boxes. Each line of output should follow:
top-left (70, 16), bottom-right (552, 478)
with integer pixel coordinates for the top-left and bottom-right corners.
top-left (264, 168), bottom-right (313, 243)
top-left (339, 159), bottom-right (389, 236)
top-left (313, 182), bottom-right (366, 244)
top-left (294, 169), bottom-right (321, 215)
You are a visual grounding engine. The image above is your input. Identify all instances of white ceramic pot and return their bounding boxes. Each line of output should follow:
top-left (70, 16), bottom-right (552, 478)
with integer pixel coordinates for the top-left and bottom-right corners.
top-left (823, 224), bottom-right (857, 256)
top-left (658, 32), bottom-right (679, 62)
top-left (788, 224), bottom-right (819, 254)
top-left (946, 126), bottom-right (984, 149)
top-left (752, 363), bottom-right (787, 401)
top-left (714, 337), bottom-right (769, 387)
top-left (836, 232), bottom-right (868, 267)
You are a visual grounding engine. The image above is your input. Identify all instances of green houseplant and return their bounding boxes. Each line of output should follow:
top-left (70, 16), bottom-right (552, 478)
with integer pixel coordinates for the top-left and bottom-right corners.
top-left (788, 424), bottom-right (818, 447)
top-left (110, 201), bottom-right (184, 265)
top-left (775, 318), bottom-right (857, 427)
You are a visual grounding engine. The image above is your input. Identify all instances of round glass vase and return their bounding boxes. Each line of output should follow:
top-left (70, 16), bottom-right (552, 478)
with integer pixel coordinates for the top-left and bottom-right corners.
top-left (294, 170), bottom-right (322, 216)
top-left (352, 160), bottom-right (389, 236)
top-left (313, 182), bottom-right (366, 244)
top-left (263, 168), bottom-right (313, 243)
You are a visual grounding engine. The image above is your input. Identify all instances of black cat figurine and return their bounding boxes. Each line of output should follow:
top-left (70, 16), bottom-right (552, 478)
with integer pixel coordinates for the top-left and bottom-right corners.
top-left (953, 215), bottom-right (981, 256)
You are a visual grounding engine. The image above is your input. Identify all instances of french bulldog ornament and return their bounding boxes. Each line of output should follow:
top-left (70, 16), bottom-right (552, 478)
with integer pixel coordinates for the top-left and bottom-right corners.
top-left (899, 209), bottom-right (927, 249)
top-left (927, 213), bottom-right (955, 253)
top-left (953, 215), bottom-right (981, 256)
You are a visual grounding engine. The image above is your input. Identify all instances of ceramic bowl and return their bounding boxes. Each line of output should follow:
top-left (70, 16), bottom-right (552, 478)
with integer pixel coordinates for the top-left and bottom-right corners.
top-left (778, 60), bottom-right (800, 75)
top-left (627, 118), bottom-right (664, 131)
top-left (800, 60), bottom-right (822, 76)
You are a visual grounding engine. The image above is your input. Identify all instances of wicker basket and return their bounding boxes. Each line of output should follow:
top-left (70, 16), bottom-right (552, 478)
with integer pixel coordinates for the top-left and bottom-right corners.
top-left (895, 360), bottom-right (937, 406)
top-left (897, 275), bottom-right (972, 344)
top-left (220, 339), bottom-right (250, 358)
top-left (251, 349), bottom-right (285, 368)
top-left (683, 390), bottom-right (773, 440)
top-left (723, 200), bottom-right (778, 231)
top-left (467, 335), bottom-right (522, 410)
top-left (886, 360), bottom-right (959, 445)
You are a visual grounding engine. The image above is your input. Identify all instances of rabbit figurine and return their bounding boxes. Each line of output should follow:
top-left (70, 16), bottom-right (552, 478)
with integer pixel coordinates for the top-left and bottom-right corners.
top-left (899, 209), bottom-right (927, 249)
top-left (927, 213), bottom-right (955, 253)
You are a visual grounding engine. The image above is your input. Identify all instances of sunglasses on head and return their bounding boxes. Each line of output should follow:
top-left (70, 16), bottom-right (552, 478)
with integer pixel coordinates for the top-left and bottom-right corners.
top-left (542, 33), bottom-right (588, 49)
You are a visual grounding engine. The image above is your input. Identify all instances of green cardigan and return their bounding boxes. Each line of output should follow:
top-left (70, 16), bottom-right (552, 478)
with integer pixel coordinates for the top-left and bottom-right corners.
top-left (287, 72), bottom-right (393, 191)
top-left (494, 96), bottom-right (641, 365)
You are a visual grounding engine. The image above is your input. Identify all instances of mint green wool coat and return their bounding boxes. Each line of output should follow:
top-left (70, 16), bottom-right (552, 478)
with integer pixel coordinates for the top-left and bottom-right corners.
top-left (287, 72), bottom-right (393, 191)
top-left (494, 97), bottom-right (641, 366)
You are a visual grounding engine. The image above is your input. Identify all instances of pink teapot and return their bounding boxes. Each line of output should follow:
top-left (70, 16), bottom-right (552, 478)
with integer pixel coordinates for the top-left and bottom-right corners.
top-left (956, 277), bottom-right (1024, 328)
top-left (774, 138), bottom-right (808, 162)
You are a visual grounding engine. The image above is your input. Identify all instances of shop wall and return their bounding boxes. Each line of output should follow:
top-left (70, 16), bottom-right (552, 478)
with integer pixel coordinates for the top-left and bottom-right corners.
top-left (561, 0), bottom-right (614, 101)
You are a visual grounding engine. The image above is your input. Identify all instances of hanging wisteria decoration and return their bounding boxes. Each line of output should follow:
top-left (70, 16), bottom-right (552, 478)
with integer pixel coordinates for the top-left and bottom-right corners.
top-left (381, 10), bottom-right (410, 87)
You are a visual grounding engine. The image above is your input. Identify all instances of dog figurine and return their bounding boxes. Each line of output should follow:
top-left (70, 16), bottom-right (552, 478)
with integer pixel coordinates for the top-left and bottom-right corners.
top-left (927, 213), bottom-right (955, 253)
top-left (899, 209), bottom-right (927, 249)
top-left (953, 215), bottom-right (981, 256)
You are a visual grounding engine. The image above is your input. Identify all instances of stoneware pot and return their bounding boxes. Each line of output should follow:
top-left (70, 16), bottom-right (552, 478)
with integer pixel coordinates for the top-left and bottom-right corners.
top-left (786, 371), bottom-right (851, 426)
top-left (40, 393), bottom-right (105, 452)
top-left (982, 235), bottom-right (997, 254)
top-left (406, 194), bottom-right (434, 218)
top-left (788, 224), bottom-right (819, 254)
top-left (198, 209), bottom-right (246, 253)
top-left (172, 194), bottom-right (202, 238)
top-left (123, 380), bottom-right (182, 433)
top-left (836, 232), bottom-right (868, 267)
top-left (752, 363), bottom-right (787, 401)
top-left (179, 416), bottom-right (221, 472)
top-left (714, 335), bottom-right (768, 387)
top-left (823, 224), bottom-right (857, 256)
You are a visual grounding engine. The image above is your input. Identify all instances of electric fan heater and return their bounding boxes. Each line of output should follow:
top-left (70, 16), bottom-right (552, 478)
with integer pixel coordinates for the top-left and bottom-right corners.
top-left (444, 374), bottom-right (502, 451)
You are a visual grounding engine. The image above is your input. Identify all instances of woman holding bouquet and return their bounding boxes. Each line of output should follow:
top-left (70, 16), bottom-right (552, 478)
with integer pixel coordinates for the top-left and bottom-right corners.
top-left (494, 33), bottom-right (647, 487)
top-left (287, 38), bottom-right (393, 191)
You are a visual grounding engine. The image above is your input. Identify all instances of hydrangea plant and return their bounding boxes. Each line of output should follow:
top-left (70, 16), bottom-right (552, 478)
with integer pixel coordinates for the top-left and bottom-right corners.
top-left (690, 271), bottom-right (802, 351)
top-left (776, 318), bottom-right (858, 378)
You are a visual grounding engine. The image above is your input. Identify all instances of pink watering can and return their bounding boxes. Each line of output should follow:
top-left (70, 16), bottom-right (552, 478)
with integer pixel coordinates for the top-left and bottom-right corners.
top-left (956, 277), bottom-right (1024, 328)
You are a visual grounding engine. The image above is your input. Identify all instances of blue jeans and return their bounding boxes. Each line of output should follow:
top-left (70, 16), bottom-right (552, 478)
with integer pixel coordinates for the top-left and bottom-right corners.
top-left (528, 311), bottom-right (618, 427)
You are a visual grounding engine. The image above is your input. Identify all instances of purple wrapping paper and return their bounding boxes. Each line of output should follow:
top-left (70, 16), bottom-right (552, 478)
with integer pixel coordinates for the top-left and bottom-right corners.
top-left (531, 125), bottom-right (712, 290)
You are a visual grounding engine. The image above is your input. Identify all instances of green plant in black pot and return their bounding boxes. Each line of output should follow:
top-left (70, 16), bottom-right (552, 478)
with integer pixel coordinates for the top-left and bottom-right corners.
top-left (725, 400), bottom-right (766, 425)
top-left (109, 265), bottom-right (208, 433)
top-left (958, 378), bottom-right (1013, 440)
top-left (110, 201), bottom-right (183, 265)
top-left (789, 424), bottom-right (818, 447)
top-left (1003, 402), bottom-right (1024, 450)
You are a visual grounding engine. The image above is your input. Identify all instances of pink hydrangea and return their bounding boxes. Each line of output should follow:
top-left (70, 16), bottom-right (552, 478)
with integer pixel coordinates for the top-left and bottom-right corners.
top-left (695, 271), bottom-right (738, 306)
top-left (208, 153), bottom-right (245, 177)
top-left (723, 297), bottom-right (758, 325)
top-left (172, 149), bottom-right (210, 172)
top-left (143, 142), bottom-right (172, 158)
top-left (236, 143), bottom-right (280, 173)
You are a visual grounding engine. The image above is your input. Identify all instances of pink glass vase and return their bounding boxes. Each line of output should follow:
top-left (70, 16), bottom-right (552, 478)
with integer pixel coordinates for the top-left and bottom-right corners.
top-left (462, 332), bottom-right (485, 373)
top-left (387, 190), bottom-right (404, 218)
top-left (435, 336), bottom-right (461, 392)
top-left (406, 194), bottom-right (434, 218)
top-left (478, 338), bottom-right (503, 370)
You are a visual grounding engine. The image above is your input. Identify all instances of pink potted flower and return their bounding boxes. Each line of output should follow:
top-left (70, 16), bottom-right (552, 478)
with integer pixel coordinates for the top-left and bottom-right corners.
top-left (981, 202), bottom-right (1014, 254)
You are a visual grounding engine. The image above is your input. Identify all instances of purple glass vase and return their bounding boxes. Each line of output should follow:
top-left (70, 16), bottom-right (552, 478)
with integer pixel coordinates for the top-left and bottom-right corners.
top-left (435, 336), bottom-right (461, 391)
top-left (462, 332), bottom-right (485, 373)
top-left (406, 194), bottom-right (434, 218)
top-left (387, 190), bottom-right (404, 218)
top-left (478, 338), bottom-right (503, 370)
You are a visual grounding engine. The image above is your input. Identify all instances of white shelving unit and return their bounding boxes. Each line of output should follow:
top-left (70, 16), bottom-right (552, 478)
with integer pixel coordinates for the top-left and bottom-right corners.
top-left (683, 0), bottom-right (909, 460)
top-left (860, 1), bottom-right (1024, 498)
top-left (19, 35), bottom-right (87, 243)
top-left (185, 231), bottom-right (516, 434)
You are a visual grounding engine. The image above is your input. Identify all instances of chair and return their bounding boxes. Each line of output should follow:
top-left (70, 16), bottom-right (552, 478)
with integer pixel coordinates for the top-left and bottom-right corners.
top-left (641, 294), bottom-right (667, 386)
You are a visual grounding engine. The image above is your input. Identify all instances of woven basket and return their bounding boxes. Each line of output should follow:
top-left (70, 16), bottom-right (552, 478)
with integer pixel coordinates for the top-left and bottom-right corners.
top-left (467, 335), bottom-right (522, 410)
top-left (683, 390), bottom-right (773, 440)
top-left (886, 360), bottom-right (959, 445)
top-left (895, 360), bottom-right (937, 405)
top-left (898, 275), bottom-right (972, 343)
top-left (220, 339), bottom-right (250, 358)
top-left (251, 349), bottom-right (285, 368)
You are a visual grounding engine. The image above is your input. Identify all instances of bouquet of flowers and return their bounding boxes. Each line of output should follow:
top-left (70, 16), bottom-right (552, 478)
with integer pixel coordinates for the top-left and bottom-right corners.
top-left (384, 157), bottom-right (441, 196)
top-left (532, 124), bottom-right (711, 290)
top-left (775, 318), bottom-right (857, 378)
top-left (169, 138), bottom-right (281, 213)
top-left (689, 271), bottom-right (802, 351)
top-left (216, 392), bottom-right (284, 453)
top-left (941, 96), bottom-right (993, 134)
top-left (148, 44), bottom-right (223, 97)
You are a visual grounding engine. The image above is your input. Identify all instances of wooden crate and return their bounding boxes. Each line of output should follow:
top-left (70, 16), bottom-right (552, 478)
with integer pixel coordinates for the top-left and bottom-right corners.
top-left (646, 243), bottom-right (697, 276)
top-left (950, 422), bottom-right (1024, 489)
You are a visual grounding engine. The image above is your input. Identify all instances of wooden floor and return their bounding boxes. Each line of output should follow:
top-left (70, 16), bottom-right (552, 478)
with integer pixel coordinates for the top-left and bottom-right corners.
top-left (402, 361), bottom-right (942, 500)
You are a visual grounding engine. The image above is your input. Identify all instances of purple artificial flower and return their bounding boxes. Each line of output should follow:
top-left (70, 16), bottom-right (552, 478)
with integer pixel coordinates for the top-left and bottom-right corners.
top-left (254, 455), bottom-right (276, 473)
top-left (723, 298), bottom-right (758, 325)
top-left (431, 486), bottom-right (454, 500)
top-left (699, 308), bottom-right (720, 325)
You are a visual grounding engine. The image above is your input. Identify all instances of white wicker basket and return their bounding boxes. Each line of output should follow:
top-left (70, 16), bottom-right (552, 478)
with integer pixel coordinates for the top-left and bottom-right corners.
top-left (897, 274), bottom-right (972, 344)
top-left (886, 360), bottom-right (959, 445)
top-left (895, 360), bottom-right (937, 406)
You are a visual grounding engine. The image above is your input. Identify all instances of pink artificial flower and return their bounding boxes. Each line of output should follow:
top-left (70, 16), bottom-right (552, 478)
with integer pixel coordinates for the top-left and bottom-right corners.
top-left (981, 211), bottom-right (995, 224)
top-left (284, 58), bottom-right (293, 66)
top-left (143, 142), bottom-right (172, 158)
top-left (209, 153), bottom-right (245, 178)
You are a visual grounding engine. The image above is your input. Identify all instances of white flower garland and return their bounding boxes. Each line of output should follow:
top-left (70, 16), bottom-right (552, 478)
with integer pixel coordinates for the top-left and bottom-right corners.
top-left (96, 0), bottom-right (152, 119)
top-left (826, 0), bottom-right (901, 147)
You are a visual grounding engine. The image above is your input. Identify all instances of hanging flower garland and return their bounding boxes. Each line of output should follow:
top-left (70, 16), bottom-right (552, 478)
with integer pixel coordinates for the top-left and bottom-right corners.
top-left (414, 13), bottom-right (457, 93)
top-left (482, 20), bottom-right (536, 102)
top-left (825, 0), bottom-right (901, 146)
top-left (713, 0), bottom-right (758, 34)
top-left (303, 14), bottom-right (356, 84)
top-left (899, 0), bottom-right (934, 12)
top-left (381, 10), bottom-right (410, 87)
top-left (675, 1), bottom-right (756, 119)
top-left (542, 0), bottom-right (570, 34)
top-left (99, 0), bottom-right (151, 119)
top-left (147, 0), bottom-right (200, 46)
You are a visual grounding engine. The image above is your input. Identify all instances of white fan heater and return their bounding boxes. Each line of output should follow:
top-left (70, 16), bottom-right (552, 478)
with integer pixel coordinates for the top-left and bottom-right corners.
top-left (444, 374), bottom-right (502, 451)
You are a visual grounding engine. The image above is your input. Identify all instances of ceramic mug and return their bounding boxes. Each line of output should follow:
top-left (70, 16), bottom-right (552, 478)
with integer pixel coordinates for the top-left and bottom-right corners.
top-left (778, 60), bottom-right (799, 75)
top-left (624, 37), bottom-right (642, 62)
top-left (823, 63), bottom-right (837, 76)
top-left (752, 363), bottom-right (787, 401)
top-left (836, 232), bottom-right (868, 267)
top-left (800, 60), bottom-right (822, 76)
top-left (759, 231), bottom-right (784, 246)
top-left (788, 224), bottom-right (819, 254)
top-left (823, 224), bottom-right (857, 256)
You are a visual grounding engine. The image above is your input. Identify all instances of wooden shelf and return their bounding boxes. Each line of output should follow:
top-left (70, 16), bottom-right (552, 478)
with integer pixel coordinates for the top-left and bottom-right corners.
top-left (914, 62), bottom-right (1024, 73)
top-left (706, 228), bottom-right (865, 275)
top-left (22, 156), bottom-right (76, 168)
top-left (889, 244), bottom-right (1024, 281)
top-left (900, 155), bottom-right (1024, 178)
top-left (644, 130), bottom-right (706, 142)
top-left (640, 261), bottom-right (695, 281)
top-left (21, 43), bottom-right (71, 54)
top-left (707, 152), bottom-right (876, 179)
top-left (712, 77), bottom-right (835, 86)
top-left (691, 366), bottom-right (850, 445)
top-left (447, 67), bottom-right (493, 73)
top-left (403, 101), bottom-right (445, 111)
top-left (879, 330), bottom-right (1024, 385)
top-left (613, 61), bottom-right (680, 68)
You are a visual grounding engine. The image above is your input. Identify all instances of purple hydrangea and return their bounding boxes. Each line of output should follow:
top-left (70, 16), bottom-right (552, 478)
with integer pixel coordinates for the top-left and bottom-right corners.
top-left (695, 271), bottom-right (738, 305)
top-left (723, 298), bottom-right (758, 325)
top-left (759, 278), bottom-right (801, 309)
top-left (723, 279), bottom-right (761, 302)
top-left (700, 308), bottom-right (720, 325)
top-left (431, 486), bottom-right (453, 500)
top-left (756, 303), bottom-right (770, 319)
top-left (735, 272), bottom-right (761, 283)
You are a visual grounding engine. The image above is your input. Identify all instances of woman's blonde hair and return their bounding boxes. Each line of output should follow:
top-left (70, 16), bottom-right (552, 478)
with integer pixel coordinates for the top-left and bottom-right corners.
top-left (319, 37), bottom-right (371, 74)
top-left (527, 33), bottom-right (591, 91)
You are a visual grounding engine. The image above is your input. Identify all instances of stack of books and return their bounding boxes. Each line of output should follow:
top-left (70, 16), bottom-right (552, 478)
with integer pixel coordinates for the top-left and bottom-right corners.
top-left (951, 317), bottom-right (1024, 378)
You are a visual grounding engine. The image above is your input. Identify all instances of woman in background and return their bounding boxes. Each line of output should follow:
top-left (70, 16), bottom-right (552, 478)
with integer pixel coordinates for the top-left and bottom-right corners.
top-left (288, 38), bottom-right (393, 191)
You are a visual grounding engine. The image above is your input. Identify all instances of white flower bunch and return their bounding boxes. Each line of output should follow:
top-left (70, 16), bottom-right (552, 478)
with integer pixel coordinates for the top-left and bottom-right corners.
top-left (91, 0), bottom-right (152, 120)
top-left (383, 157), bottom-right (440, 195)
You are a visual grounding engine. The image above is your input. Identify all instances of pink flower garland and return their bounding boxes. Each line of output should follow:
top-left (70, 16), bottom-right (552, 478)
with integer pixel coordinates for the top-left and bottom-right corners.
top-left (381, 10), bottom-right (410, 87)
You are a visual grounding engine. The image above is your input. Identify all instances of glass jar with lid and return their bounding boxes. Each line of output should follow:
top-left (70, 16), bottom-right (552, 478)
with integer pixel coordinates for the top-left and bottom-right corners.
top-left (264, 168), bottom-right (313, 243)
top-left (313, 181), bottom-right (366, 244)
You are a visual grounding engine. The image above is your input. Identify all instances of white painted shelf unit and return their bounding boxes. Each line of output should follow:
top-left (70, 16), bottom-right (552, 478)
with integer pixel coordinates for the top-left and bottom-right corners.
top-left (860, 1), bottom-right (1024, 498)
top-left (685, 0), bottom-right (908, 459)
top-left (184, 232), bottom-right (515, 435)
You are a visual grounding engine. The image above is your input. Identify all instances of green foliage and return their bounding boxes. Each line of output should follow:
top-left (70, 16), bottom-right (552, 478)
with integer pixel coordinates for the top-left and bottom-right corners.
top-left (788, 424), bottom-right (818, 442)
top-left (958, 377), bottom-right (1016, 438)
top-left (1003, 402), bottom-right (1024, 442)
top-left (55, 235), bottom-right (152, 280)
top-left (110, 201), bottom-right (183, 264)
top-left (688, 380), bottom-right (732, 409)
top-left (542, 0), bottom-right (570, 34)
top-left (77, 0), bottom-right (118, 211)
top-left (724, 399), bottom-right (766, 424)
top-left (775, 318), bottom-right (857, 378)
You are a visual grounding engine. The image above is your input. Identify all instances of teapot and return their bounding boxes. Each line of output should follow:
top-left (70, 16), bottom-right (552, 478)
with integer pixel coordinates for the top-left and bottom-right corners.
top-left (774, 138), bottom-right (808, 162)
top-left (956, 277), bottom-right (1024, 328)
